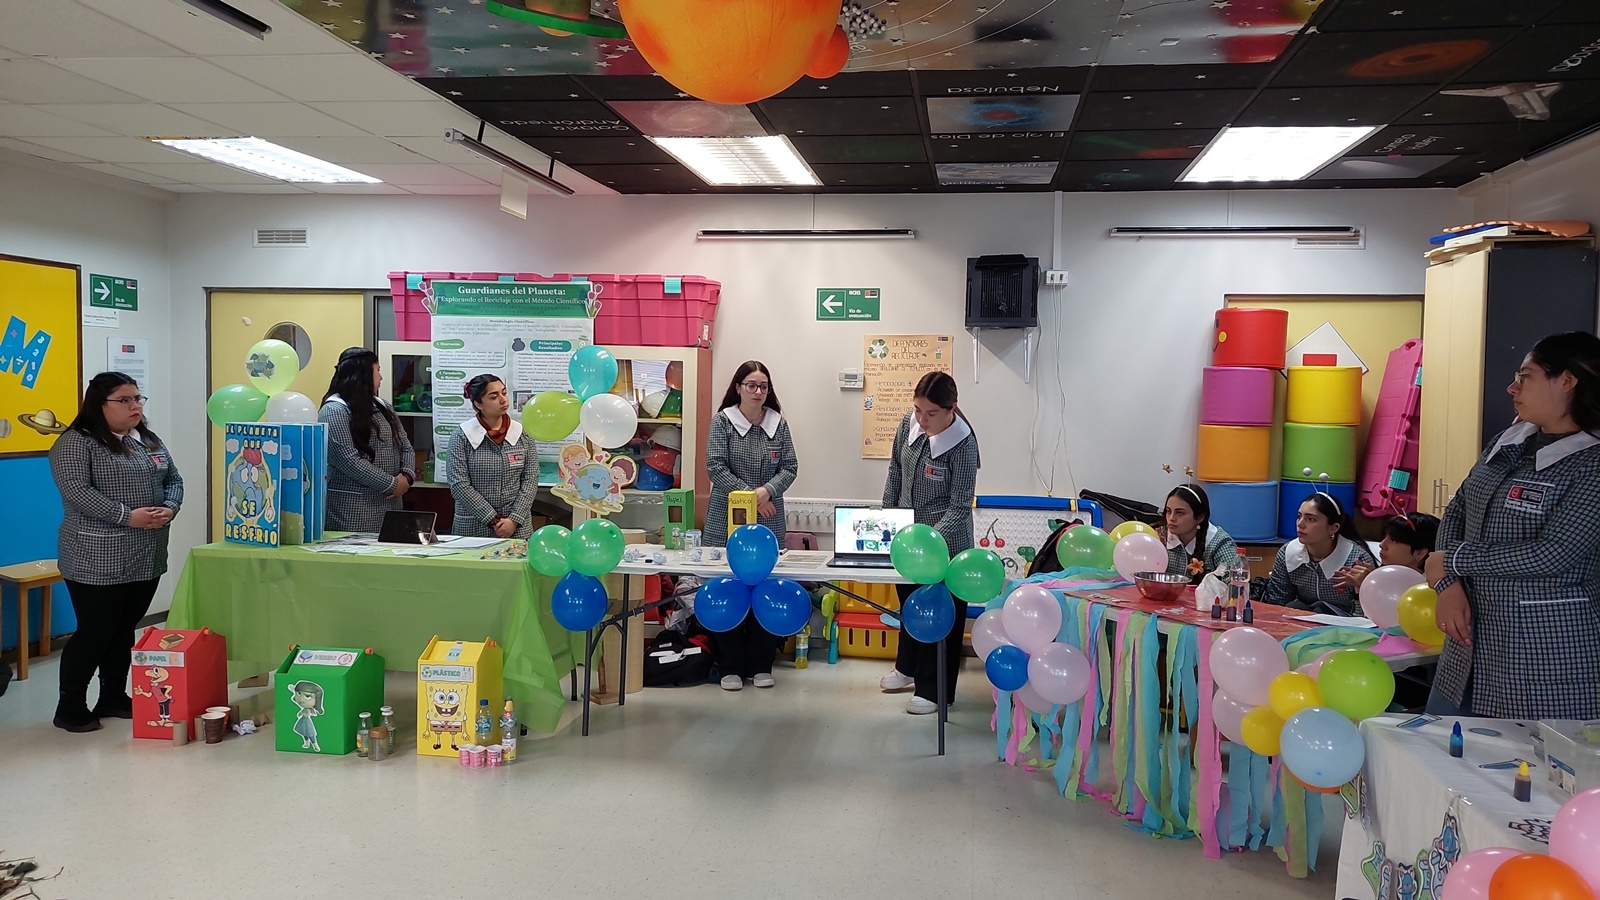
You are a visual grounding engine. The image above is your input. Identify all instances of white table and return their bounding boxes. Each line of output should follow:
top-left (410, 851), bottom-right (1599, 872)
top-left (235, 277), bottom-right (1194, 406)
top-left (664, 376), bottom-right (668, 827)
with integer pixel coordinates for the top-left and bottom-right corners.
top-left (1335, 715), bottom-right (1561, 900)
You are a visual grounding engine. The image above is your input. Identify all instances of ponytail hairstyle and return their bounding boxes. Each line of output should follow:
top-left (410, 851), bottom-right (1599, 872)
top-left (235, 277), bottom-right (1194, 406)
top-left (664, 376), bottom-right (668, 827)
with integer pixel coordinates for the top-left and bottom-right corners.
top-left (1166, 483), bottom-right (1212, 554)
top-left (913, 371), bottom-right (979, 467)
top-left (465, 374), bottom-right (505, 414)
top-left (1304, 490), bottom-right (1351, 541)
top-left (322, 347), bottom-right (400, 462)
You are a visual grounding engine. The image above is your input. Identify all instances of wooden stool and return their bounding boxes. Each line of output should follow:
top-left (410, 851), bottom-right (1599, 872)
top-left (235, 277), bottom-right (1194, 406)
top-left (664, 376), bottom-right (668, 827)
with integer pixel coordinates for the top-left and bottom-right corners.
top-left (0, 559), bottom-right (61, 681)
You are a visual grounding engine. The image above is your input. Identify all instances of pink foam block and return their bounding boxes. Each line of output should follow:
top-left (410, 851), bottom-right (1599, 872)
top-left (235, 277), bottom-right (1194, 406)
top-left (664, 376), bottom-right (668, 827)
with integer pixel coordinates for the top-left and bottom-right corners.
top-left (1200, 366), bottom-right (1276, 426)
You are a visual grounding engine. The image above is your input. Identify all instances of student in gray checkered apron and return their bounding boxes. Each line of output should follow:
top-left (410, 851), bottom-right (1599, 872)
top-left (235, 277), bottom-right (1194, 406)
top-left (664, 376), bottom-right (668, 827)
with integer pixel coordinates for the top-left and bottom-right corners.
top-left (705, 361), bottom-right (799, 690)
top-left (1161, 485), bottom-right (1239, 583)
top-left (1425, 332), bottom-right (1600, 719)
top-left (445, 375), bottom-right (539, 538)
top-left (318, 348), bottom-right (416, 532)
top-left (879, 372), bottom-right (980, 715)
top-left (1264, 491), bottom-right (1376, 615)
top-left (48, 373), bottom-right (183, 733)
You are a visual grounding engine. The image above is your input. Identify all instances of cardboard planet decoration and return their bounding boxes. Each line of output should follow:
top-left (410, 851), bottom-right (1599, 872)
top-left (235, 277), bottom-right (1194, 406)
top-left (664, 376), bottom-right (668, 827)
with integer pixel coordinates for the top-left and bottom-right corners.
top-left (617, 0), bottom-right (840, 104)
top-left (485, 0), bottom-right (627, 38)
top-left (806, 26), bottom-right (850, 80)
top-left (19, 409), bottom-right (68, 435)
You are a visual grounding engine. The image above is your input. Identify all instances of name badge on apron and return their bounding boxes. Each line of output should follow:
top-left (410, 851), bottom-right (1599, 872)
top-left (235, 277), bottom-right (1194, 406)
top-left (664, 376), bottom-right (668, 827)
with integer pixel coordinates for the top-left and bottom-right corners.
top-left (150, 452), bottom-right (169, 469)
top-left (770, 450), bottom-right (779, 460)
top-left (1504, 480), bottom-right (1552, 514)
top-left (507, 450), bottom-right (526, 467)
top-left (924, 464), bottom-right (945, 482)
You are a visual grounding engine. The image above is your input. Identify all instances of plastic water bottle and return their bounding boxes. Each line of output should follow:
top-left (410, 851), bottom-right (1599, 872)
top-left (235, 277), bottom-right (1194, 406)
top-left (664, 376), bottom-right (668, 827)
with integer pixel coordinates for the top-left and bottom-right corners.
top-left (794, 626), bottom-right (810, 669)
top-left (475, 698), bottom-right (493, 747)
top-left (499, 699), bottom-right (518, 763)
top-left (1230, 549), bottom-right (1250, 611)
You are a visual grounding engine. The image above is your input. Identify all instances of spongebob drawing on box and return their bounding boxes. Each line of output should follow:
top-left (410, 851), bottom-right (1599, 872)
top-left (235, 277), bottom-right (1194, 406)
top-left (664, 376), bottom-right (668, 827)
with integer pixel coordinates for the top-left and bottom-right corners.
top-left (423, 685), bottom-right (469, 750)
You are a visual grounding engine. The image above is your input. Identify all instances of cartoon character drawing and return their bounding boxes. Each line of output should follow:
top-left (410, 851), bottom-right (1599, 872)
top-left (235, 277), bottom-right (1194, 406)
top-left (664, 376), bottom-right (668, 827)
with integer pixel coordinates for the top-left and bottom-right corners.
top-left (287, 680), bottom-right (324, 751)
top-left (423, 685), bottom-right (469, 750)
top-left (133, 666), bottom-right (174, 727)
top-left (225, 446), bottom-right (275, 524)
top-left (550, 445), bottom-right (637, 515)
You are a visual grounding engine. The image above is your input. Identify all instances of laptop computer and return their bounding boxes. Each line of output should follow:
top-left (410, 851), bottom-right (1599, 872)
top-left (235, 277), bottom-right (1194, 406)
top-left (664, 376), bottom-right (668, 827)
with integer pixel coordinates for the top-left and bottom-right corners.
top-left (377, 510), bottom-right (439, 545)
top-left (827, 506), bottom-right (915, 569)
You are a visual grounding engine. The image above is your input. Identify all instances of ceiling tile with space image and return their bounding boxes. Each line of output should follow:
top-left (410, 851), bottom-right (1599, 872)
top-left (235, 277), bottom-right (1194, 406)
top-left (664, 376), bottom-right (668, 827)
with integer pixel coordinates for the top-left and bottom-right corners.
top-left (573, 76), bottom-right (694, 102)
top-left (1316, 0), bottom-right (1560, 32)
top-left (1398, 80), bottom-right (1600, 124)
top-left (1310, 155), bottom-right (1458, 179)
top-left (811, 164), bottom-right (931, 187)
top-left (925, 95), bottom-right (1079, 132)
top-left (1544, 0), bottom-right (1600, 24)
top-left (914, 68), bottom-right (1090, 96)
top-left (1075, 90), bottom-right (1253, 131)
top-left (416, 75), bottom-right (585, 103)
top-left (1461, 26), bottom-right (1600, 82)
top-left (1056, 159), bottom-right (1191, 190)
top-left (1271, 29), bottom-right (1521, 87)
top-left (1351, 124), bottom-right (1496, 155)
top-left (774, 72), bottom-right (915, 99)
top-left (1089, 64), bottom-right (1272, 92)
top-left (758, 98), bottom-right (922, 136)
top-left (609, 101), bottom-right (766, 137)
top-left (930, 135), bottom-right (1068, 163)
top-left (459, 100), bottom-right (633, 137)
top-left (1066, 130), bottom-right (1218, 161)
top-left (788, 135), bottom-right (926, 164)
top-left (571, 164), bottom-right (712, 193)
top-left (521, 137), bottom-right (675, 166)
top-left (935, 162), bottom-right (1059, 185)
top-left (1236, 85), bottom-right (1438, 126)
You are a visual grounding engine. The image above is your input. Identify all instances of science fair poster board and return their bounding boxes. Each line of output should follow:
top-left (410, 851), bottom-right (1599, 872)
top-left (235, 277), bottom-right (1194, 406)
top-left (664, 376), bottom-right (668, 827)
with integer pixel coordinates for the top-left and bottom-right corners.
top-left (861, 333), bottom-right (954, 459)
top-left (429, 280), bottom-right (596, 483)
top-left (0, 255), bottom-right (82, 457)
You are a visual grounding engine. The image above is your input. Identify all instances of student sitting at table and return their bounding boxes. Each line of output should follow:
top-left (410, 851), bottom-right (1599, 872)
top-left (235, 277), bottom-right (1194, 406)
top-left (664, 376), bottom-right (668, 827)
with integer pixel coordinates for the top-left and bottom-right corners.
top-left (1338, 511), bottom-right (1439, 587)
top-left (1264, 492), bottom-right (1376, 615)
top-left (1160, 484), bottom-right (1238, 583)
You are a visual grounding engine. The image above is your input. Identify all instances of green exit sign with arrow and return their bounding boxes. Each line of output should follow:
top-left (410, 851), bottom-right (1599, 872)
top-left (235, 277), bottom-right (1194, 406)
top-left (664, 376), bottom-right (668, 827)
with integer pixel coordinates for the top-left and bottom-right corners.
top-left (89, 274), bottom-right (138, 311)
top-left (815, 287), bottom-right (880, 321)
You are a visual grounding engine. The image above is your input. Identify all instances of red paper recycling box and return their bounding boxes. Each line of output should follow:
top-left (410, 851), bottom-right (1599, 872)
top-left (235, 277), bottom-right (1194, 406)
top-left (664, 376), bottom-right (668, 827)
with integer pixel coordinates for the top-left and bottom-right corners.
top-left (130, 627), bottom-right (229, 740)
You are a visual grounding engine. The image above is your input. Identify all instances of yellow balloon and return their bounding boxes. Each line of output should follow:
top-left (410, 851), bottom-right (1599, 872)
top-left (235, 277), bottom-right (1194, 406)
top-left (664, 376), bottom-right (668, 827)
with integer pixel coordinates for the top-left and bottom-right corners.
top-left (1268, 671), bottom-right (1323, 721)
top-left (1396, 584), bottom-right (1445, 646)
top-left (1240, 706), bottom-right (1285, 756)
top-left (1110, 521), bottom-right (1158, 542)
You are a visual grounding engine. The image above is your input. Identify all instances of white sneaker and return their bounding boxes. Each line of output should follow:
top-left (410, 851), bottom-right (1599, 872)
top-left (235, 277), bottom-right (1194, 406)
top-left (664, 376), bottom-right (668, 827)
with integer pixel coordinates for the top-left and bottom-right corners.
top-left (879, 670), bottom-right (915, 693)
top-left (906, 696), bottom-right (938, 715)
top-left (752, 673), bottom-right (775, 689)
top-left (720, 674), bottom-right (743, 691)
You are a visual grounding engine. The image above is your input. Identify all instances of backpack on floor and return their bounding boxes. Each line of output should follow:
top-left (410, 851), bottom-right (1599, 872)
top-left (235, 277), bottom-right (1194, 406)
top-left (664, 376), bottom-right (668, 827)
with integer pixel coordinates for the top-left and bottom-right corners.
top-left (1078, 489), bottom-right (1164, 528)
top-left (642, 629), bottom-right (714, 687)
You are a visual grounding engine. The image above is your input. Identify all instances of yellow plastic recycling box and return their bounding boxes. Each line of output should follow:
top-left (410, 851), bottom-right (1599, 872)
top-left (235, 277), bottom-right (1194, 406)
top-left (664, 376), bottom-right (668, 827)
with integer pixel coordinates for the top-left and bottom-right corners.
top-left (416, 636), bottom-right (504, 757)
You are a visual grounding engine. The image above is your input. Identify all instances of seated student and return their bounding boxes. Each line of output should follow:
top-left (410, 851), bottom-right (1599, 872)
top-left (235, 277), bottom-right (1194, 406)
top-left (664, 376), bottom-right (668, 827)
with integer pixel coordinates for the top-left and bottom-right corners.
top-left (1160, 484), bottom-right (1239, 583)
top-left (1265, 492), bottom-right (1377, 615)
top-left (1340, 512), bottom-right (1440, 586)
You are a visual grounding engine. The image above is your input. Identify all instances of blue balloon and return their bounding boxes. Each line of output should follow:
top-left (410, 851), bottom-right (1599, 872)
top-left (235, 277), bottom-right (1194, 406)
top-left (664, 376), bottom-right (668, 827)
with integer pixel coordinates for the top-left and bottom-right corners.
top-left (695, 577), bottom-right (752, 633)
top-left (1279, 706), bottom-right (1366, 789)
top-left (568, 345), bottom-right (618, 401)
top-left (752, 578), bottom-right (812, 637)
top-left (727, 524), bottom-right (779, 586)
top-left (985, 645), bottom-right (1029, 692)
top-left (551, 571), bottom-right (608, 632)
top-left (902, 583), bottom-right (956, 643)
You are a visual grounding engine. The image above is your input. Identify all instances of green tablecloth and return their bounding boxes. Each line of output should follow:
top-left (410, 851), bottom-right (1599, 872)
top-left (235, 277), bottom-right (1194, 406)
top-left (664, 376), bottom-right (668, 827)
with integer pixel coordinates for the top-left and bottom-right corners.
top-left (167, 541), bottom-right (583, 733)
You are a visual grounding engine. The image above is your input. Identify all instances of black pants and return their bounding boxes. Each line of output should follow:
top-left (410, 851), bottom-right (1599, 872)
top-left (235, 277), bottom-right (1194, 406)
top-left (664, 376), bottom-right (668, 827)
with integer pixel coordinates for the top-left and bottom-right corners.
top-left (715, 614), bottom-right (778, 678)
top-left (893, 583), bottom-right (968, 704)
top-left (59, 578), bottom-right (160, 701)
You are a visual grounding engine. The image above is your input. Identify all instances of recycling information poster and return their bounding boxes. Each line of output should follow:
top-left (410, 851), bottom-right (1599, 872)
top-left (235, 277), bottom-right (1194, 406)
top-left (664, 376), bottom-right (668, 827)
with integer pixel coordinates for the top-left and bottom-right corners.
top-left (429, 281), bottom-right (596, 483)
top-left (861, 333), bottom-right (954, 459)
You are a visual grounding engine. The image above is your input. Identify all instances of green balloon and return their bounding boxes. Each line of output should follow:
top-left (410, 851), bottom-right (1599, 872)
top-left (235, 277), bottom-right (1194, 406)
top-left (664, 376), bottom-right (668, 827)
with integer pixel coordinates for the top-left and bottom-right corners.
top-left (944, 548), bottom-right (1005, 603)
top-left (522, 391), bottom-right (582, 442)
top-left (206, 383), bottom-right (269, 428)
top-left (1316, 649), bottom-right (1396, 720)
top-left (1059, 525), bottom-right (1115, 571)
top-left (244, 339), bottom-right (301, 397)
top-left (569, 517), bottom-right (625, 577)
top-left (889, 523), bottom-right (949, 585)
top-left (527, 524), bottom-right (572, 577)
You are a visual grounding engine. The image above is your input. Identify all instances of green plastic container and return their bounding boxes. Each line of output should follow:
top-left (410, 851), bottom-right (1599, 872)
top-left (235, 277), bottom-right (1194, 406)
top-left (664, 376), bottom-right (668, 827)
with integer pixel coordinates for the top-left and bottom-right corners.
top-left (1281, 423), bottom-right (1357, 483)
top-left (275, 645), bottom-right (385, 756)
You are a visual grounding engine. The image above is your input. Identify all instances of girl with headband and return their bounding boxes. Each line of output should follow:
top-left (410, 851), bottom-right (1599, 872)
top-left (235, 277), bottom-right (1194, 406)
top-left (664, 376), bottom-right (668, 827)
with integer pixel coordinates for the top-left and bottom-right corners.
top-left (1264, 490), bottom-right (1376, 615)
top-left (1160, 484), bottom-right (1238, 583)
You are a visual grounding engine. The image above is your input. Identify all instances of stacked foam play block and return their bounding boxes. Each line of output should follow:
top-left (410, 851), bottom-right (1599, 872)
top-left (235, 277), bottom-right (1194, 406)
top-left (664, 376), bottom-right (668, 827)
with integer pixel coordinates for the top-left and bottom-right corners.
top-left (1197, 308), bottom-right (1287, 541)
top-left (1278, 361), bottom-right (1362, 538)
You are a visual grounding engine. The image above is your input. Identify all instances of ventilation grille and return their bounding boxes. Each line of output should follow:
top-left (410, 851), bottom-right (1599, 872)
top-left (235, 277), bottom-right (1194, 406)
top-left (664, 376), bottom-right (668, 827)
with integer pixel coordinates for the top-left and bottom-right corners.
top-left (254, 227), bottom-right (307, 247)
top-left (1293, 227), bottom-right (1365, 250)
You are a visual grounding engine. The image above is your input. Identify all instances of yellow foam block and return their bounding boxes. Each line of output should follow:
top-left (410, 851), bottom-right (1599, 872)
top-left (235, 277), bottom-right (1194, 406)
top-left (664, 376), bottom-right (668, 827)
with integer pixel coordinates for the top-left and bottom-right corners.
top-left (1286, 366), bottom-right (1362, 425)
top-left (1196, 424), bottom-right (1271, 483)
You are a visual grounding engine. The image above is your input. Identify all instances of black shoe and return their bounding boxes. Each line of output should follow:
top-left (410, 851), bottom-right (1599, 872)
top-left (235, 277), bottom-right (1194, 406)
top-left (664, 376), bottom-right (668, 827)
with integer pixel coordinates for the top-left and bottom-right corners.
top-left (92, 693), bottom-right (134, 719)
top-left (53, 701), bottom-right (102, 733)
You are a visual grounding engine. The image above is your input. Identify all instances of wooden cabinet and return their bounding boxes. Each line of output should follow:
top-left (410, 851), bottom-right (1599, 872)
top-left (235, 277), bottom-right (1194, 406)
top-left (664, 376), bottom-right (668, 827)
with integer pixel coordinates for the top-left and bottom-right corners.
top-left (1418, 239), bottom-right (1597, 514)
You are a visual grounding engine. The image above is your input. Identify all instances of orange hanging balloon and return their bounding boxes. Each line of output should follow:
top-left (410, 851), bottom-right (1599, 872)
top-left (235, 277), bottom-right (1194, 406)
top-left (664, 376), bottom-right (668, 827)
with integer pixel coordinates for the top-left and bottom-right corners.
top-left (617, 0), bottom-right (839, 105)
top-left (1488, 854), bottom-right (1596, 900)
top-left (806, 25), bottom-right (850, 79)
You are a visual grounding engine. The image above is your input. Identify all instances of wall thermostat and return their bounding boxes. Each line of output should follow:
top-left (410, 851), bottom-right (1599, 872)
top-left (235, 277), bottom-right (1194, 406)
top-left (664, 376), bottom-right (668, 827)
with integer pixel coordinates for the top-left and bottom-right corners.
top-left (838, 370), bottom-right (864, 390)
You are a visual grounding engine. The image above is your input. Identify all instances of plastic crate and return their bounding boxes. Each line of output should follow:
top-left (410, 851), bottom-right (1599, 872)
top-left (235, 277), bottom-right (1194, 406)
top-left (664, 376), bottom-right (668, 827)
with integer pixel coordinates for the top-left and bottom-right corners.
top-left (833, 581), bottom-right (900, 615)
top-left (834, 613), bottom-right (899, 660)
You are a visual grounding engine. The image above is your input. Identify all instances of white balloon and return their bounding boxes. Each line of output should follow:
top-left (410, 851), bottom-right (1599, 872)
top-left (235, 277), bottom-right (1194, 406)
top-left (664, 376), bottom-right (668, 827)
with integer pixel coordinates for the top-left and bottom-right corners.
top-left (578, 393), bottom-right (639, 449)
top-left (1028, 642), bottom-right (1092, 705)
top-left (1113, 532), bottom-right (1170, 582)
top-left (1014, 681), bottom-right (1055, 716)
top-left (1211, 690), bottom-right (1253, 744)
top-left (1000, 583), bottom-right (1062, 654)
top-left (970, 608), bottom-right (1014, 661)
top-left (263, 391), bottom-right (318, 423)
top-left (1359, 565), bottom-right (1426, 629)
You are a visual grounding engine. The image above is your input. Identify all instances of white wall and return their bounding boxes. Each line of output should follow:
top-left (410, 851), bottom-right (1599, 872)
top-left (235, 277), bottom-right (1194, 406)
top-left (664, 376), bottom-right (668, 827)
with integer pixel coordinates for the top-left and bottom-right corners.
top-left (1467, 130), bottom-right (1600, 228)
top-left (165, 186), bottom-right (1466, 562)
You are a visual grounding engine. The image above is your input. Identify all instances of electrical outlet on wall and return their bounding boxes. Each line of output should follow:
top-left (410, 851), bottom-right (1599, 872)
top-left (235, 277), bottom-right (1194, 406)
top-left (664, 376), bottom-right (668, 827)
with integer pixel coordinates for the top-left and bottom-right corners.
top-left (1044, 269), bottom-right (1069, 286)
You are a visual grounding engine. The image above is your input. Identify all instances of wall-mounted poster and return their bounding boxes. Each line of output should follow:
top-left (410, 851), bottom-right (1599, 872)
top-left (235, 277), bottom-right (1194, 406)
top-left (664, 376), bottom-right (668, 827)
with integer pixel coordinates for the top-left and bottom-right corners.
top-left (861, 333), bottom-right (954, 459)
top-left (0, 255), bottom-right (82, 457)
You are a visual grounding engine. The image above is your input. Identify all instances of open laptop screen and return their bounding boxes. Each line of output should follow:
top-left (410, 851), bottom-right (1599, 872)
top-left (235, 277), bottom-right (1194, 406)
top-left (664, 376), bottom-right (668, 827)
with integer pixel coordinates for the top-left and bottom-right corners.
top-left (832, 507), bottom-right (916, 555)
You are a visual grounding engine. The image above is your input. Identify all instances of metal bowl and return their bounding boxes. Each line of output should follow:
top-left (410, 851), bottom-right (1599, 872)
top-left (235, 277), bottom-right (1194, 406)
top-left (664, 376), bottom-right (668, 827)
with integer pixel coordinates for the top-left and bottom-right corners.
top-left (1133, 571), bottom-right (1188, 602)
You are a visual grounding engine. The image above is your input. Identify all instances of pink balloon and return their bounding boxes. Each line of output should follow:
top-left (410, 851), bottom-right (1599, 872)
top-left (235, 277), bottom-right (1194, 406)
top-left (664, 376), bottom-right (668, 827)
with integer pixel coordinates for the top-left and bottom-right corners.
top-left (1028, 642), bottom-right (1092, 705)
top-left (1552, 787), bottom-right (1600, 893)
top-left (1001, 584), bottom-right (1063, 654)
top-left (1211, 690), bottom-right (1253, 744)
top-left (1014, 681), bottom-right (1055, 715)
top-left (1208, 626), bottom-right (1289, 707)
top-left (970, 609), bottom-right (1014, 661)
top-left (1359, 565), bottom-right (1426, 629)
top-left (1297, 651), bottom-right (1335, 679)
top-left (1113, 532), bottom-right (1170, 582)
top-left (1440, 847), bottom-right (1520, 900)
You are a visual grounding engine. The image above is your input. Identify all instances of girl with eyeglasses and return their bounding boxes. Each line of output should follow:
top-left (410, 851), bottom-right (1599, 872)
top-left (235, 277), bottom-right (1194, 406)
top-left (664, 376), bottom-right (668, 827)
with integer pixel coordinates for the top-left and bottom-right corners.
top-left (704, 360), bottom-right (799, 691)
top-left (48, 372), bottom-right (183, 732)
top-left (318, 347), bottom-right (415, 532)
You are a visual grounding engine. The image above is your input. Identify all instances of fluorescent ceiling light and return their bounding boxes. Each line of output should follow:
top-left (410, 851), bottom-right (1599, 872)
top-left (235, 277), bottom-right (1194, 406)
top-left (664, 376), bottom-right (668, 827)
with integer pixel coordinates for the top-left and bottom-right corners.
top-left (1180, 126), bottom-right (1379, 183)
top-left (146, 137), bottom-right (380, 183)
top-left (649, 136), bottom-right (820, 186)
top-left (697, 229), bottom-right (916, 241)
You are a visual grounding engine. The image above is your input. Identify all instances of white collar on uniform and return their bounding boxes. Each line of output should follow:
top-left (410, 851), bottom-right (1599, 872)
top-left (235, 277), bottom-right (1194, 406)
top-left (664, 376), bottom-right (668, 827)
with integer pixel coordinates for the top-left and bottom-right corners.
top-left (459, 416), bottom-right (523, 449)
top-left (1491, 419), bottom-right (1600, 470)
top-left (1164, 530), bottom-right (1197, 555)
top-left (323, 393), bottom-right (387, 409)
top-left (1283, 536), bottom-right (1356, 579)
top-left (723, 406), bottom-right (781, 438)
top-left (907, 414), bottom-right (972, 460)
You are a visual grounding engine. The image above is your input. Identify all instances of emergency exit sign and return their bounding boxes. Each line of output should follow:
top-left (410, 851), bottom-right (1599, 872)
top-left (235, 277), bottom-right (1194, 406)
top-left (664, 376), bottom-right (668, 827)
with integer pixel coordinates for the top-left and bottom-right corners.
top-left (815, 288), bottom-right (880, 321)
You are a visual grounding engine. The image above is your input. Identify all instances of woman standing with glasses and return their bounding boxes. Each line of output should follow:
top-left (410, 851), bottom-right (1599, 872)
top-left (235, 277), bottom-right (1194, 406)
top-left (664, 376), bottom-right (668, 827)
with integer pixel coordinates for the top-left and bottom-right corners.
top-left (704, 360), bottom-right (799, 691)
top-left (48, 373), bottom-right (183, 732)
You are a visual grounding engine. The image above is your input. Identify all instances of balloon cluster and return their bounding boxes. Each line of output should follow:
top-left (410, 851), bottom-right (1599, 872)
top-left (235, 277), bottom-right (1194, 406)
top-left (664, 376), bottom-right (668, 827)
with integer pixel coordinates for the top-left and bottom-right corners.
top-left (528, 518), bottom-right (628, 632)
top-left (1109, 520), bottom-right (1168, 581)
top-left (975, 583), bottom-right (1092, 712)
top-left (695, 525), bottom-right (811, 636)
top-left (888, 523), bottom-right (1007, 645)
top-left (1361, 564), bottom-right (1446, 646)
top-left (521, 345), bottom-right (639, 449)
top-left (206, 339), bottom-right (317, 427)
top-left (1210, 627), bottom-right (1395, 789)
top-left (1444, 787), bottom-right (1600, 900)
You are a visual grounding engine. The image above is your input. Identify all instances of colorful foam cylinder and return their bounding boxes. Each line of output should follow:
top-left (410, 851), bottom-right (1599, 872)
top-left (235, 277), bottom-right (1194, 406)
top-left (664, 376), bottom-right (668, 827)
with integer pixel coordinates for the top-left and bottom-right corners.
top-left (1278, 480), bottom-right (1358, 540)
top-left (1212, 308), bottom-right (1289, 369)
top-left (1285, 366), bottom-right (1363, 425)
top-left (1281, 422), bottom-right (1358, 482)
top-left (1196, 424), bottom-right (1272, 483)
top-left (1200, 366), bottom-right (1276, 426)
top-left (1203, 480), bottom-right (1280, 542)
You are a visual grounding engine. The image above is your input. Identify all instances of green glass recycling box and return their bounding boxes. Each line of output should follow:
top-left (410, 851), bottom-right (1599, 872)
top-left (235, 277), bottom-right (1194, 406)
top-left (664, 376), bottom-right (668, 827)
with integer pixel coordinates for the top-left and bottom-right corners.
top-left (274, 645), bottom-right (385, 756)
